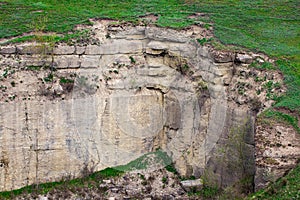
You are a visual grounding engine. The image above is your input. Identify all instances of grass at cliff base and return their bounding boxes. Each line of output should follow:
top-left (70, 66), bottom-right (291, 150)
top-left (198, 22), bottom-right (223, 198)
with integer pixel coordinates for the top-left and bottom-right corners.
top-left (0, 150), bottom-right (174, 199)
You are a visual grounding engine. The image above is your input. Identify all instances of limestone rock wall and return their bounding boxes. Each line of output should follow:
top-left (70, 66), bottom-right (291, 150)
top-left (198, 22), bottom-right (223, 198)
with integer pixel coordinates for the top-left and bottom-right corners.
top-left (0, 21), bottom-right (283, 191)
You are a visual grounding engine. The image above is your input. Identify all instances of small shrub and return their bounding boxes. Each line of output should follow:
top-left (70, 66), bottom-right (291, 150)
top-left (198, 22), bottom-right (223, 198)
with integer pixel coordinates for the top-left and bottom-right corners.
top-left (165, 164), bottom-right (178, 174)
top-left (197, 37), bottom-right (212, 46)
top-left (10, 81), bottom-right (16, 87)
top-left (44, 73), bottom-right (54, 82)
top-left (129, 56), bottom-right (136, 64)
top-left (26, 65), bottom-right (43, 71)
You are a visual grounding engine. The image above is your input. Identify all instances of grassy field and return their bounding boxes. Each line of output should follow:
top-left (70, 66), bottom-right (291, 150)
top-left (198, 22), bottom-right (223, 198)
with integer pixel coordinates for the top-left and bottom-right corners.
top-left (0, 0), bottom-right (299, 199)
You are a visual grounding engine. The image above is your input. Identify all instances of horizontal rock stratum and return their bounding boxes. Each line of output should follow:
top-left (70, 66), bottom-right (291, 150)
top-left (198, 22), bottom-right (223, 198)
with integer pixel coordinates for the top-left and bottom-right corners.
top-left (0, 20), bottom-right (291, 192)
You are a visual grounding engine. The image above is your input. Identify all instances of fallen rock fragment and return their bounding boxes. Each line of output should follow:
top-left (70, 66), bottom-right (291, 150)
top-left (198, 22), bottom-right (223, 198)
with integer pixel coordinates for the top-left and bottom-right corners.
top-left (180, 179), bottom-right (203, 192)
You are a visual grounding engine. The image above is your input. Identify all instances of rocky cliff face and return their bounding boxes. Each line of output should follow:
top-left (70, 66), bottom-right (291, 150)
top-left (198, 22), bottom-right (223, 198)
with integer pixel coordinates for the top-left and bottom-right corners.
top-left (0, 20), bottom-right (287, 192)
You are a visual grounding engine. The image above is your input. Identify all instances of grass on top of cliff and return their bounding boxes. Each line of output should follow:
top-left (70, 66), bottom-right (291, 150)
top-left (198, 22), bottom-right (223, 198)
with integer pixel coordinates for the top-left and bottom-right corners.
top-left (1, 0), bottom-right (299, 114)
top-left (0, 0), bottom-right (298, 58)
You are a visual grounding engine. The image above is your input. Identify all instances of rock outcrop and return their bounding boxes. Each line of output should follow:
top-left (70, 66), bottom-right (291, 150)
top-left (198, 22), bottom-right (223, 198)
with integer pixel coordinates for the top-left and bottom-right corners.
top-left (0, 20), bottom-right (285, 192)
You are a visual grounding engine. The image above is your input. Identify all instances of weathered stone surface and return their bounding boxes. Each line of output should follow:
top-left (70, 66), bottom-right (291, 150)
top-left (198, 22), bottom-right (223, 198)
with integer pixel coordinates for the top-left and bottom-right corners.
top-left (211, 51), bottom-right (234, 63)
top-left (53, 45), bottom-right (75, 55)
top-left (0, 21), bottom-right (283, 193)
top-left (21, 55), bottom-right (52, 67)
top-left (180, 179), bottom-right (203, 192)
top-left (113, 26), bottom-right (146, 40)
top-left (236, 53), bottom-right (253, 64)
top-left (147, 41), bottom-right (169, 50)
top-left (80, 55), bottom-right (101, 68)
top-left (0, 46), bottom-right (16, 54)
top-left (145, 27), bottom-right (189, 43)
top-left (85, 40), bottom-right (145, 55)
top-left (17, 43), bottom-right (52, 55)
top-left (75, 46), bottom-right (86, 55)
top-left (205, 109), bottom-right (256, 189)
top-left (53, 55), bottom-right (80, 69)
top-left (255, 123), bottom-right (300, 191)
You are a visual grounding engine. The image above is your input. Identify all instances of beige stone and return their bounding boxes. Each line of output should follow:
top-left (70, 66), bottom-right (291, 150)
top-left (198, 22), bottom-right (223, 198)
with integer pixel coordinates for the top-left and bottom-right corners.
top-left (0, 21), bottom-right (284, 192)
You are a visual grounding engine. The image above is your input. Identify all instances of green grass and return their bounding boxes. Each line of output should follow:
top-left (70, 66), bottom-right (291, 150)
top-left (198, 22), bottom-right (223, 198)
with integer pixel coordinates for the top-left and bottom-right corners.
top-left (114, 149), bottom-right (172, 172)
top-left (0, 30), bottom-right (92, 45)
top-left (0, 167), bottom-right (123, 199)
top-left (190, 185), bottom-right (219, 198)
top-left (59, 77), bottom-right (74, 84)
top-left (248, 163), bottom-right (300, 200)
top-left (274, 60), bottom-right (300, 113)
top-left (249, 61), bottom-right (277, 71)
top-left (261, 109), bottom-right (300, 134)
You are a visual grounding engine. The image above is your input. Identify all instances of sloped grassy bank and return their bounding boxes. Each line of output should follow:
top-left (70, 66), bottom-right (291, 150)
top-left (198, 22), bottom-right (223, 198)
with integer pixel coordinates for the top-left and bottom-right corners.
top-left (0, 150), bottom-right (177, 199)
top-left (248, 162), bottom-right (300, 200)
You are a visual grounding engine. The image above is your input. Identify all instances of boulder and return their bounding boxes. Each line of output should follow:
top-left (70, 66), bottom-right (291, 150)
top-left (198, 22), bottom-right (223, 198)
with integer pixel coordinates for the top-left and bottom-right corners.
top-left (180, 179), bottom-right (203, 192)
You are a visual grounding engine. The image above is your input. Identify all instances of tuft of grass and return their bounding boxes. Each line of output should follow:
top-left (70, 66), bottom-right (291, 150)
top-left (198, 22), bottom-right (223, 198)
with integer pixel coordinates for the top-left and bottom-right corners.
top-left (249, 61), bottom-right (277, 70)
top-left (165, 164), bottom-right (178, 174)
top-left (59, 77), bottom-right (74, 84)
top-left (188, 185), bottom-right (220, 198)
top-left (196, 37), bottom-right (212, 46)
top-left (43, 73), bottom-right (53, 82)
top-left (114, 149), bottom-right (172, 172)
top-left (129, 56), bottom-right (136, 64)
top-left (26, 65), bottom-right (43, 70)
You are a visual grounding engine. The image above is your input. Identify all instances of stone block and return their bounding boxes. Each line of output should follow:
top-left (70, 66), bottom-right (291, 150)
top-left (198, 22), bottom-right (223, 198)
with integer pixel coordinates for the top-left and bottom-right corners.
top-left (180, 179), bottom-right (203, 192)
top-left (81, 55), bottom-right (101, 68)
top-left (236, 53), bottom-right (253, 64)
top-left (148, 68), bottom-right (168, 77)
top-left (53, 55), bottom-right (80, 69)
top-left (0, 46), bottom-right (16, 54)
top-left (211, 51), bottom-right (234, 63)
top-left (145, 27), bottom-right (188, 43)
top-left (53, 45), bottom-right (75, 55)
top-left (21, 55), bottom-right (52, 67)
top-left (147, 41), bottom-right (168, 50)
top-left (145, 48), bottom-right (164, 55)
top-left (85, 45), bottom-right (102, 55)
top-left (76, 46), bottom-right (86, 55)
top-left (17, 44), bottom-right (52, 55)
top-left (85, 40), bottom-right (144, 55)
